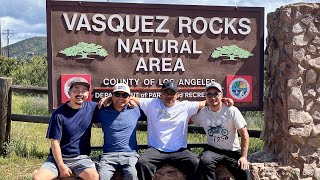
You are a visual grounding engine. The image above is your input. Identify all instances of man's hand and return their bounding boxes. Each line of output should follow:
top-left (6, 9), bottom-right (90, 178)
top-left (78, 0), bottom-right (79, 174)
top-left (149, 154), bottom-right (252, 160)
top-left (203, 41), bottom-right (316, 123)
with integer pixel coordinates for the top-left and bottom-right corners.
top-left (98, 96), bottom-right (112, 109)
top-left (222, 98), bottom-right (234, 107)
top-left (128, 99), bottom-right (138, 108)
top-left (58, 164), bottom-right (72, 178)
top-left (238, 156), bottom-right (250, 170)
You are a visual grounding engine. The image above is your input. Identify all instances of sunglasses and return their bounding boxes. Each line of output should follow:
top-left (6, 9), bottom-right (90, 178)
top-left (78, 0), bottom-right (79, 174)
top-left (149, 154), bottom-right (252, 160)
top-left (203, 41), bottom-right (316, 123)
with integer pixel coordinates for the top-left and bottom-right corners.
top-left (205, 92), bottom-right (220, 98)
top-left (113, 92), bottom-right (130, 98)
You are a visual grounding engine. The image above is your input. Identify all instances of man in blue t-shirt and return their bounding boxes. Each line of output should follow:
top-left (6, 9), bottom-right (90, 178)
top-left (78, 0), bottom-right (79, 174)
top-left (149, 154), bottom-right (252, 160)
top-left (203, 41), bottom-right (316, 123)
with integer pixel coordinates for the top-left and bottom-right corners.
top-left (94, 83), bottom-right (141, 180)
top-left (34, 78), bottom-right (99, 180)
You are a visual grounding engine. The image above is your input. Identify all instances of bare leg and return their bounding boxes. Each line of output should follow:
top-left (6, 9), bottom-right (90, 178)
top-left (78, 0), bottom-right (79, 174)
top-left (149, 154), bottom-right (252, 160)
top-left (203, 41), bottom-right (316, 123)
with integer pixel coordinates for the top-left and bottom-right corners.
top-left (33, 168), bottom-right (57, 180)
top-left (78, 168), bottom-right (99, 180)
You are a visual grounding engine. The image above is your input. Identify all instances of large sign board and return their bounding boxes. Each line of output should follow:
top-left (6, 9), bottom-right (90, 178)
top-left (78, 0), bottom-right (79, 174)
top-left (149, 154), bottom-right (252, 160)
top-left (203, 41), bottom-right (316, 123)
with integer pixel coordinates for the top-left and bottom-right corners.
top-left (47, 1), bottom-right (264, 111)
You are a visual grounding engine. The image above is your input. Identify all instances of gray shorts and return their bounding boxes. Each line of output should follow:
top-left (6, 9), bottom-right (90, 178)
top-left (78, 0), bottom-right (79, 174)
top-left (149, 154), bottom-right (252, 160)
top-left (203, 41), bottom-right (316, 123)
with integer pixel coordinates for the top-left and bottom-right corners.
top-left (98, 152), bottom-right (139, 180)
top-left (41, 155), bottom-right (96, 177)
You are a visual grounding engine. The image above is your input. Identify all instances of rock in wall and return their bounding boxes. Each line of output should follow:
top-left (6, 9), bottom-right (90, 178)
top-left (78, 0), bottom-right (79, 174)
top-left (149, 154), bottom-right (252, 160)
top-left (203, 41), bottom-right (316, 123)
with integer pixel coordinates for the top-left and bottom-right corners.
top-left (259, 2), bottom-right (320, 179)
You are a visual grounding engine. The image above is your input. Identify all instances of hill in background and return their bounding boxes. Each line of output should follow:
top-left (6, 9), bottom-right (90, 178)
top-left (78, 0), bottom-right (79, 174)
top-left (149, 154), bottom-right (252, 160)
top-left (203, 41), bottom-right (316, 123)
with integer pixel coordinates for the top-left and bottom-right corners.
top-left (2, 36), bottom-right (47, 60)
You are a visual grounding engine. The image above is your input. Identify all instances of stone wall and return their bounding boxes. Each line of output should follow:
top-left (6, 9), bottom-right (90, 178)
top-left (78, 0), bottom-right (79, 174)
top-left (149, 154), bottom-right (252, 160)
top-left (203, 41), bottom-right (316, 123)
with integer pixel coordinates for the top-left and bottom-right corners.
top-left (251, 2), bottom-right (320, 179)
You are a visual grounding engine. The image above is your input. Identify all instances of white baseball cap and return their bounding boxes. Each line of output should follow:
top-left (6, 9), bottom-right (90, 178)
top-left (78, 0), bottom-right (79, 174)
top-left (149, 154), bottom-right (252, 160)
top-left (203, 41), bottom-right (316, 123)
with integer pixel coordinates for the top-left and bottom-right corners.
top-left (205, 81), bottom-right (222, 92)
top-left (113, 83), bottom-right (130, 94)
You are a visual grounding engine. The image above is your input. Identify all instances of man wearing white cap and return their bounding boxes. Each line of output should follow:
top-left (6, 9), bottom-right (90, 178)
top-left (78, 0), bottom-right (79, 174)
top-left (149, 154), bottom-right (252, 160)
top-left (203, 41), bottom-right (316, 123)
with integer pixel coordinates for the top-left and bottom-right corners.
top-left (191, 81), bottom-right (250, 180)
top-left (94, 83), bottom-right (142, 180)
top-left (34, 78), bottom-right (99, 180)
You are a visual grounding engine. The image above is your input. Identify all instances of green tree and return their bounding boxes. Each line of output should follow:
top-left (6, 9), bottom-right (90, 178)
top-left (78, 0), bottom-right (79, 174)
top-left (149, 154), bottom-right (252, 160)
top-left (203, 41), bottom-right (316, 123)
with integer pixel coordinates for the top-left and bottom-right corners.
top-left (59, 42), bottom-right (108, 59)
top-left (0, 56), bottom-right (20, 77)
top-left (9, 55), bottom-right (48, 87)
top-left (211, 45), bottom-right (254, 60)
top-left (0, 55), bottom-right (47, 87)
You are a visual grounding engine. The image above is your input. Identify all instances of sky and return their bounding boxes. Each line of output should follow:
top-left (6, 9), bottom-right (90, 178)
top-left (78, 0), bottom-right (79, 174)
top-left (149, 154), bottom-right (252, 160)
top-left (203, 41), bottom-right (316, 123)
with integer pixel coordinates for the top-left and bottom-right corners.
top-left (0, 0), bottom-right (319, 47)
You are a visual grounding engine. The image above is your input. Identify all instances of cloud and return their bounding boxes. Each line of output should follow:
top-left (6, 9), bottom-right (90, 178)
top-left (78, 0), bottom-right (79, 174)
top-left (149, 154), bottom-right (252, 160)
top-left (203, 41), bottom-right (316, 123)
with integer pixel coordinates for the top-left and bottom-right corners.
top-left (0, 0), bottom-right (318, 46)
top-left (0, 0), bottom-right (46, 45)
top-left (0, 0), bottom-right (46, 24)
top-left (0, 16), bottom-right (46, 45)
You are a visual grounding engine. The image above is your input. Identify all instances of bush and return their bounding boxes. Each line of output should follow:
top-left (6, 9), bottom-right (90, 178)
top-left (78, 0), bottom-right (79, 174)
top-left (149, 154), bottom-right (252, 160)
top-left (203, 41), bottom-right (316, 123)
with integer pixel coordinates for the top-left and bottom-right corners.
top-left (243, 111), bottom-right (264, 130)
top-left (0, 55), bottom-right (19, 77)
top-left (9, 56), bottom-right (48, 87)
top-left (0, 55), bottom-right (47, 87)
top-left (249, 138), bottom-right (264, 154)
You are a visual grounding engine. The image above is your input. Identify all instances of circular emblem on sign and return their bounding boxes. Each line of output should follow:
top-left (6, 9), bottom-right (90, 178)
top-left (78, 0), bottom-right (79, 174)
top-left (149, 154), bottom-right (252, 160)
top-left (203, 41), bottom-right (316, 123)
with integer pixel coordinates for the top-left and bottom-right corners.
top-left (229, 78), bottom-right (250, 100)
top-left (64, 77), bottom-right (89, 98)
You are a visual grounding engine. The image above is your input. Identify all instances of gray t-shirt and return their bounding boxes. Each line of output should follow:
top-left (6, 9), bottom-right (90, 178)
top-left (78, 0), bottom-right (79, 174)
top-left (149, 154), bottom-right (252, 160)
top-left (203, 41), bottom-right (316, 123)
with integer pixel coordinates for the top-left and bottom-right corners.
top-left (191, 104), bottom-right (247, 151)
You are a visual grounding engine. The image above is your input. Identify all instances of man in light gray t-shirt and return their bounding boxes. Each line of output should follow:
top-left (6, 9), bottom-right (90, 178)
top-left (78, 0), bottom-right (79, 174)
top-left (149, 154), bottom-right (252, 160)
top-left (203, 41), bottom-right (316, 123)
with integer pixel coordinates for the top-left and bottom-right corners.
top-left (191, 81), bottom-right (250, 180)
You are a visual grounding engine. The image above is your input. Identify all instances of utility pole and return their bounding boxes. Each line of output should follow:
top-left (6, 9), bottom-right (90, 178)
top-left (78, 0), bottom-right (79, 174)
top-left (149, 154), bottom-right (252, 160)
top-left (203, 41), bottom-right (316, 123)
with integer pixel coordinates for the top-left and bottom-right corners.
top-left (2, 29), bottom-right (13, 58)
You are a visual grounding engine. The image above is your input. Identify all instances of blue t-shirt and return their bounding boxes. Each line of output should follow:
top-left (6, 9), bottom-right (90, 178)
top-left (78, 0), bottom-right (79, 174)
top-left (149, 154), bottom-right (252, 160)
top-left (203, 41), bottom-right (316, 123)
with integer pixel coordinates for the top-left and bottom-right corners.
top-left (46, 101), bottom-right (97, 158)
top-left (94, 104), bottom-right (141, 153)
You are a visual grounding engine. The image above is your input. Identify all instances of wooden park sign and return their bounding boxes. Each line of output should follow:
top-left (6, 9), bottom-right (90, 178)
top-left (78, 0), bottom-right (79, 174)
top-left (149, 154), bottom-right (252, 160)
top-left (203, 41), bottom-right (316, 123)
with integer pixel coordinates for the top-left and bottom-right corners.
top-left (47, 0), bottom-right (264, 111)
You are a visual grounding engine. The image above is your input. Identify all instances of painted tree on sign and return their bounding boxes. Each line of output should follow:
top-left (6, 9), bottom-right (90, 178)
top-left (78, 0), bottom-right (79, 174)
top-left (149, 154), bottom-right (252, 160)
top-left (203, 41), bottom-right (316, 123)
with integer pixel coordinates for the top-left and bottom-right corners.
top-left (59, 42), bottom-right (108, 59)
top-left (211, 45), bottom-right (253, 60)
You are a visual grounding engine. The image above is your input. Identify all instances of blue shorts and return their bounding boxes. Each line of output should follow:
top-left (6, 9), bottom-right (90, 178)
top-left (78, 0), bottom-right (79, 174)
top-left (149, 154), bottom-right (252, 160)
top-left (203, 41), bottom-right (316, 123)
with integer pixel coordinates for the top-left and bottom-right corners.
top-left (41, 155), bottom-right (96, 177)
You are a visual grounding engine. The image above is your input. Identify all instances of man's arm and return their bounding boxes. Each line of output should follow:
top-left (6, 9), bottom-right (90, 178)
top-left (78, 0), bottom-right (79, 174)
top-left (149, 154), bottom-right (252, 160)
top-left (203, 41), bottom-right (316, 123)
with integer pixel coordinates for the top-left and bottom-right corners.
top-left (98, 96), bottom-right (141, 108)
top-left (51, 139), bottom-right (72, 178)
top-left (98, 96), bottom-right (112, 108)
top-left (238, 127), bottom-right (250, 170)
top-left (198, 100), bottom-right (207, 110)
top-left (129, 96), bottom-right (141, 105)
top-left (222, 97), bottom-right (234, 107)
